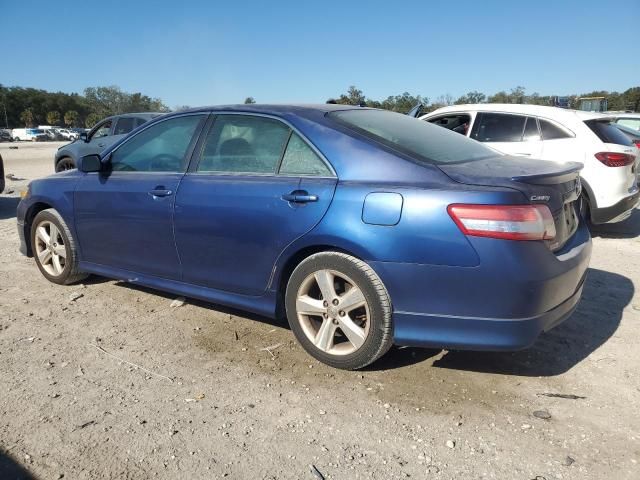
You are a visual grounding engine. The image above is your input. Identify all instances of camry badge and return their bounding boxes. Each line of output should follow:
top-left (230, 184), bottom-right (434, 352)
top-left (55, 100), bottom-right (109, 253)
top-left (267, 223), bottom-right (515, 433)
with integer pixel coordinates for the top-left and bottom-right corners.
top-left (530, 195), bottom-right (550, 201)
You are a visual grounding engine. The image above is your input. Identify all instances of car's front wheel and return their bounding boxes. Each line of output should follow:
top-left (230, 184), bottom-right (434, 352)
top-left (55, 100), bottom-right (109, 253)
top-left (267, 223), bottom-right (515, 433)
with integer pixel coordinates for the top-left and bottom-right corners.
top-left (285, 252), bottom-right (393, 370)
top-left (31, 209), bottom-right (87, 285)
top-left (55, 157), bottom-right (75, 172)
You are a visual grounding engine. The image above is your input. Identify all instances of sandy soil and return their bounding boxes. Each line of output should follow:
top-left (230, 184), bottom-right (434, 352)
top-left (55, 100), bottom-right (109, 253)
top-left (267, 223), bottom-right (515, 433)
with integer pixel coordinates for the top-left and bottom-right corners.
top-left (0, 142), bottom-right (639, 480)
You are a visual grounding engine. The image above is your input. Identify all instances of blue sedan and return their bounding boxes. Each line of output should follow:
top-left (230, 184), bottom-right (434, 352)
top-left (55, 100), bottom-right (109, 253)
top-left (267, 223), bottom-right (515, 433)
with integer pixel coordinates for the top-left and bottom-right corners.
top-left (16, 105), bottom-right (591, 370)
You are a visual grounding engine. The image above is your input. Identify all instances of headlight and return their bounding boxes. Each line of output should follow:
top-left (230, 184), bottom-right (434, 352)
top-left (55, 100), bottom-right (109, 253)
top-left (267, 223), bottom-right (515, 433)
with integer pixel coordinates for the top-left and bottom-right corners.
top-left (20, 184), bottom-right (31, 199)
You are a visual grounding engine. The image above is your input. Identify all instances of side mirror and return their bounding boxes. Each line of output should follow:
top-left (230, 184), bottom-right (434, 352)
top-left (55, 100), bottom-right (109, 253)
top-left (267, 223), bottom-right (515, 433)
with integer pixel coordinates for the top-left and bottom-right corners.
top-left (77, 154), bottom-right (102, 173)
top-left (80, 131), bottom-right (88, 142)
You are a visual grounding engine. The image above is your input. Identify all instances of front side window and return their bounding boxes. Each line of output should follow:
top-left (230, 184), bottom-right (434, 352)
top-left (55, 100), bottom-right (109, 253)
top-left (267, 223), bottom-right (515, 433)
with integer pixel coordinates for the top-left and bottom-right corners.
top-left (427, 114), bottom-right (472, 135)
top-left (197, 115), bottom-right (290, 174)
top-left (91, 120), bottom-right (112, 140)
top-left (110, 115), bottom-right (204, 172)
top-left (471, 113), bottom-right (526, 143)
top-left (114, 117), bottom-right (136, 135)
top-left (279, 133), bottom-right (332, 176)
top-left (539, 119), bottom-right (572, 140)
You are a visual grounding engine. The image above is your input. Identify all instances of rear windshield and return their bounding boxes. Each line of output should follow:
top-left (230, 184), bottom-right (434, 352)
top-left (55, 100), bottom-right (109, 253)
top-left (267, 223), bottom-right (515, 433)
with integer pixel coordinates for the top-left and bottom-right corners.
top-left (329, 109), bottom-right (495, 164)
top-left (585, 120), bottom-right (633, 146)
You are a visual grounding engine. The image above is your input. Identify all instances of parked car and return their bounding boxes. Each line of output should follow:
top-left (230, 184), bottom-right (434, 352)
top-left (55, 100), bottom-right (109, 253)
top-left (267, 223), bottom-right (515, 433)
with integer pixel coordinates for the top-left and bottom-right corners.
top-left (615, 123), bottom-right (640, 148)
top-left (0, 129), bottom-right (13, 142)
top-left (12, 128), bottom-right (48, 142)
top-left (419, 104), bottom-right (639, 225)
top-left (18, 105), bottom-right (591, 370)
top-left (610, 112), bottom-right (640, 132)
top-left (57, 128), bottom-right (78, 141)
top-left (45, 129), bottom-right (65, 141)
top-left (53, 113), bottom-right (162, 172)
top-left (39, 126), bottom-right (78, 141)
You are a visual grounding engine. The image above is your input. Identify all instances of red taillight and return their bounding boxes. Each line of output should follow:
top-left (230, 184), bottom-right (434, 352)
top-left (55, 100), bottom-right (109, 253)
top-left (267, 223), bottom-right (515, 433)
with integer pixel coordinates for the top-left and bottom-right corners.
top-left (448, 204), bottom-right (556, 241)
top-left (633, 140), bottom-right (640, 149)
top-left (594, 152), bottom-right (635, 167)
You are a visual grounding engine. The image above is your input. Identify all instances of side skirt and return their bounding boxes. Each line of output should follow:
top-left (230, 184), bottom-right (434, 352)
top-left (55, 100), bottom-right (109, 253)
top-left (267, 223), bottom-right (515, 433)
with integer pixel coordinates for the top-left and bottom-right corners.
top-left (79, 261), bottom-right (277, 319)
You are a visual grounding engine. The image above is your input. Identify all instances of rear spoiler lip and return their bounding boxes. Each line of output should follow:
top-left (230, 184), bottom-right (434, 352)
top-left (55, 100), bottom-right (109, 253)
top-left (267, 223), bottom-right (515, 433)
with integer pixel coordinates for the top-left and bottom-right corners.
top-left (511, 162), bottom-right (583, 185)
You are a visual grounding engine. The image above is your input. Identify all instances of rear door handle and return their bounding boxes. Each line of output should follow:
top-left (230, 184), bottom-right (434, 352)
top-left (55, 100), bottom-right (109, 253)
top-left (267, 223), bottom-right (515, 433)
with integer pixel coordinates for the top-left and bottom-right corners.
top-left (149, 188), bottom-right (173, 198)
top-left (282, 192), bottom-right (318, 203)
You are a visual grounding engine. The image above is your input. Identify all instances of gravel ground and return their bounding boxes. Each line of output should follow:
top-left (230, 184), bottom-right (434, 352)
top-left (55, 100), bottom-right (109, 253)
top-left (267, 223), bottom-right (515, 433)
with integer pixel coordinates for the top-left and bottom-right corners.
top-left (1, 142), bottom-right (639, 480)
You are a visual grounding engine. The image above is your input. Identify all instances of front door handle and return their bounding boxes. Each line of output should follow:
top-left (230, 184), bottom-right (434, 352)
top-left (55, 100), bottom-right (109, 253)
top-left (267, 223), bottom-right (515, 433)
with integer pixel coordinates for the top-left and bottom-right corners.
top-left (282, 191), bottom-right (318, 203)
top-left (149, 188), bottom-right (173, 198)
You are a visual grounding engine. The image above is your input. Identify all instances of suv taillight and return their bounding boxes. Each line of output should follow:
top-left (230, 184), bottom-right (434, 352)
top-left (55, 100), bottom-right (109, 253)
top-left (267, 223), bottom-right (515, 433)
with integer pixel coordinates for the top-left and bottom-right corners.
top-left (595, 152), bottom-right (635, 167)
top-left (448, 204), bottom-right (556, 241)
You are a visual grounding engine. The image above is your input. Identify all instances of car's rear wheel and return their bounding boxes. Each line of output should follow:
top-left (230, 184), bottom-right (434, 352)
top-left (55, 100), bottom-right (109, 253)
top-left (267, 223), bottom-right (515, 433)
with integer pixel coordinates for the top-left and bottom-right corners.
top-left (31, 209), bottom-right (87, 285)
top-left (285, 252), bottom-right (393, 370)
top-left (14, 137), bottom-right (20, 142)
top-left (55, 157), bottom-right (75, 172)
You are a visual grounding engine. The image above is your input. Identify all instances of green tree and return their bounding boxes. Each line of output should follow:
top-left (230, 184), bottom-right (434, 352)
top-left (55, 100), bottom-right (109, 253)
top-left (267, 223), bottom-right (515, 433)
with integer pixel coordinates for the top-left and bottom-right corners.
top-left (244, 97), bottom-right (256, 104)
top-left (64, 110), bottom-right (79, 127)
top-left (20, 108), bottom-right (34, 127)
top-left (455, 91), bottom-right (486, 104)
top-left (330, 86), bottom-right (367, 106)
top-left (46, 111), bottom-right (61, 125)
top-left (85, 112), bottom-right (101, 128)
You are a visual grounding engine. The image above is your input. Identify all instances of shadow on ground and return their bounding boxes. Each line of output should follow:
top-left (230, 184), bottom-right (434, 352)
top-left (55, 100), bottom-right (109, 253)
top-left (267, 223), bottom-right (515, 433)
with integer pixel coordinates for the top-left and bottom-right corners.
top-left (591, 207), bottom-right (640, 239)
top-left (432, 268), bottom-right (633, 376)
top-left (0, 449), bottom-right (35, 480)
top-left (104, 266), bottom-right (632, 377)
top-left (0, 196), bottom-right (19, 220)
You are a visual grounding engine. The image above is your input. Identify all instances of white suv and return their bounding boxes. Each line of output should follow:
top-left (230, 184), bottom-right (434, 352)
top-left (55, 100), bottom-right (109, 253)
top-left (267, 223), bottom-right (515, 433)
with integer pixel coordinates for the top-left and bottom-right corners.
top-left (421, 104), bottom-right (640, 224)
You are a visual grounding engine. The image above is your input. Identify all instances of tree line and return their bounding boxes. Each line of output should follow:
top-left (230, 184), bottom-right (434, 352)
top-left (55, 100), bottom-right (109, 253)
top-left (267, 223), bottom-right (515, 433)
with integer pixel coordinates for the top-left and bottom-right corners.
top-left (2, 83), bottom-right (639, 130)
top-left (326, 85), bottom-right (640, 113)
top-left (0, 85), bottom-right (169, 129)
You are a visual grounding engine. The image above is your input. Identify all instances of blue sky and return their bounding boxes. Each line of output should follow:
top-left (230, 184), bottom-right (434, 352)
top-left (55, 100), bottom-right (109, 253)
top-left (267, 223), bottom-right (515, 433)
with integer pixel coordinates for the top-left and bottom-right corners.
top-left (2, 0), bottom-right (638, 108)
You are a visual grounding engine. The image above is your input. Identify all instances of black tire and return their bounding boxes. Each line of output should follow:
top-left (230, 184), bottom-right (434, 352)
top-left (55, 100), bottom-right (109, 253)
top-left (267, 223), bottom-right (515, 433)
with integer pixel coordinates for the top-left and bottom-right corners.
top-left (31, 208), bottom-right (88, 285)
top-left (55, 157), bottom-right (75, 172)
top-left (285, 252), bottom-right (393, 370)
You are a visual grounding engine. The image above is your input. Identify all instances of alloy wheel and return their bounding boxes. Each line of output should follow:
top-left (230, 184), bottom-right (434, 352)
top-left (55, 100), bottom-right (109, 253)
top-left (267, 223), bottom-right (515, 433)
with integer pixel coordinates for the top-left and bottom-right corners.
top-left (34, 220), bottom-right (67, 277)
top-left (295, 269), bottom-right (370, 355)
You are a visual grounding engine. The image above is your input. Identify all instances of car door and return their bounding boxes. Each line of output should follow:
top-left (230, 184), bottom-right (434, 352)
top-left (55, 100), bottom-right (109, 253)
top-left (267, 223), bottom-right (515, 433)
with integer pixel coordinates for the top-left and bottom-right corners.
top-left (174, 113), bottom-right (337, 296)
top-left (470, 112), bottom-right (542, 157)
top-left (74, 114), bottom-right (207, 279)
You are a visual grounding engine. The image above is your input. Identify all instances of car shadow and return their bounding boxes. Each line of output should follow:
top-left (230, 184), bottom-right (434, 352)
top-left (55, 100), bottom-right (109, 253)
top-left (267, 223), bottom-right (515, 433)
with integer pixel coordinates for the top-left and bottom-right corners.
top-left (112, 267), bottom-right (631, 377)
top-left (0, 449), bottom-right (35, 480)
top-left (591, 207), bottom-right (640, 239)
top-left (0, 196), bottom-right (19, 220)
top-left (430, 268), bottom-right (632, 376)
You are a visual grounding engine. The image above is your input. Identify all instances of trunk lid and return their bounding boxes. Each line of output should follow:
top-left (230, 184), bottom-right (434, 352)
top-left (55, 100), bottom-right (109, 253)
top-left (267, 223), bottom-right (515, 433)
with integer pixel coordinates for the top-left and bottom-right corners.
top-left (438, 155), bottom-right (583, 251)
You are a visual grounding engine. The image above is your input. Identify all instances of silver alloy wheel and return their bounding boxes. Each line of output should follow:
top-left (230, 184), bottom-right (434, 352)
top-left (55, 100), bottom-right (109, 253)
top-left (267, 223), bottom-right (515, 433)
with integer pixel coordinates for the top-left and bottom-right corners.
top-left (34, 220), bottom-right (67, 277)
top-left (296, 269), bottom-right (370, 355)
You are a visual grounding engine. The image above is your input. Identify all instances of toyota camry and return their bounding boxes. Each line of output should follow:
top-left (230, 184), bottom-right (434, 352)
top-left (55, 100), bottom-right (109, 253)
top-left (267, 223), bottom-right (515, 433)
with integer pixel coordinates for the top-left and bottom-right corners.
top-left (17, 104), bottom-right (591, 370)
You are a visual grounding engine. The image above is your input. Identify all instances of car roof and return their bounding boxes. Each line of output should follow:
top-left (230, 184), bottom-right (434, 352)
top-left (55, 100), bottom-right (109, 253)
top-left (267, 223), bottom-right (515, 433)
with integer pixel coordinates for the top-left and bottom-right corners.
top-left (422, 103), bottom-right (622, 127)
top-left (174, 103), bottom-right (362, 116)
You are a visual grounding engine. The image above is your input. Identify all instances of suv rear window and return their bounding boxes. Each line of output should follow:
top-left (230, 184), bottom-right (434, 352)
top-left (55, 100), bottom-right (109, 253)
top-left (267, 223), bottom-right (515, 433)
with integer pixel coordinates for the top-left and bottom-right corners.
top-left (471, 113), bottom-right (526, 142)
top-left (585, 120), bottom-right (633, 146)
top-left (329, 109), bottom-right (494, 164)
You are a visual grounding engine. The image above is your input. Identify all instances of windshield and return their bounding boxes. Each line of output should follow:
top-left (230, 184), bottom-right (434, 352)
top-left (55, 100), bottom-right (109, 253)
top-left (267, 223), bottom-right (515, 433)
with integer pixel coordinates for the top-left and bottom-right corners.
top-left (329, 109), bottom-right (495, 164)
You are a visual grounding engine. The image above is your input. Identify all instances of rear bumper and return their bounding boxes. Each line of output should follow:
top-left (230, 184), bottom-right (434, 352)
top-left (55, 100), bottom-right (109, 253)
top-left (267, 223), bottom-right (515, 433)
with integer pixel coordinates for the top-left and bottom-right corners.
top-left (391, 275), bottom-right (585, 350)
top-left (591, 188), bottom-right (640, 224)
top-left (371, 221), bottom-right (592, 351)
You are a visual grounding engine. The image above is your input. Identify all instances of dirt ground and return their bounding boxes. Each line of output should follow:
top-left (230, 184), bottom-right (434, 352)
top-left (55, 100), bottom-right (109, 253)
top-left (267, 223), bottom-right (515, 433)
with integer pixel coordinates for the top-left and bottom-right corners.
top-left (0, 142), bottom-right (639, 480)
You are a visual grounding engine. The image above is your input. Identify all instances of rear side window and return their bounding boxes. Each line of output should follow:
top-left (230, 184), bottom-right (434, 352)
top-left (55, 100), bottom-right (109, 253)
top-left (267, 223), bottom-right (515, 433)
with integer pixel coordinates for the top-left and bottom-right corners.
top-left (522, 117), bottom-right (541, 141)
top-left (585, 120), bottom-right (633, 146)
top-left (198, 115), bottom-right (290, 174)
top-left (471, 113), bottom-right (526, 142)
top-left (135, 117), bottom-right (151, 128)
top-left (114, 117), bottom-right (136, 135)
top-left (329, 109), bottom-right (494, 165)
top-left (539, 119), bottom-right (571, 140)
top-left (427, 114), bottom-right (472, 135)
top-left (279, 133), bottom-right (332, 176)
